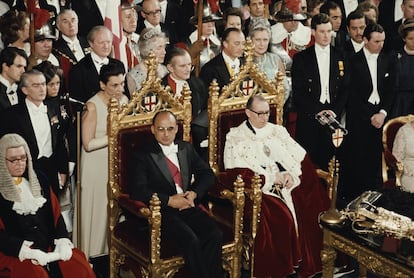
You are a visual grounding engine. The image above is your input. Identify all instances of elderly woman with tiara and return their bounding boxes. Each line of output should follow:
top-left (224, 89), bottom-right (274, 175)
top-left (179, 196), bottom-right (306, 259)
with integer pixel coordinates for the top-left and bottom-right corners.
top-left (249, 18), bottom-right (290, 102)
top-left (391, 18), bottom-right (414, 118)
top-left (126, 28), bottom-right (168, 93)
top-left (0, 133), bottom-right (94, 277)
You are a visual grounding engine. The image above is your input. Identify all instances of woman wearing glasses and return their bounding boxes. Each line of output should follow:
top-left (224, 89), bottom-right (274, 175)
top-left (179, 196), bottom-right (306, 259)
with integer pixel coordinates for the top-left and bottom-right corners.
top-left (126, 28), bottom-right (168, 93)
top-left (78, 61), bottom-right (128, 258)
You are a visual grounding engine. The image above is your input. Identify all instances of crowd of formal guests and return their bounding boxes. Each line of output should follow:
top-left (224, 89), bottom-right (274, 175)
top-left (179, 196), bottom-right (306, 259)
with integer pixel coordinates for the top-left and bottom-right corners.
top-left (0, 0), bottom-right (413, 277)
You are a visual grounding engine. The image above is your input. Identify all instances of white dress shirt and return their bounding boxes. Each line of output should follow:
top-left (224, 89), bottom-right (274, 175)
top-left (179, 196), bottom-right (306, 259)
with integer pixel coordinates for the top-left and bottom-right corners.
top-left (351, 39), bottom-right (364, 53)
top-left (315, 44), bottom-right (331, 104)
top-left (0, 75), bottom-right (18, 105)
top-left (26, 99), bottom-right (53, 159)
top-left (222, 51), bottom-right (240, 75)
top-left (62, 34), bottom-right (85, 62)
top-left (159, 0), bottom-right (167, 23)
top-left (395, 0), bottom-right (403, 22)
top-left (91, 51), bottom-right (109, 74)
top-left (144, 20), bottom-right (161, 32)
top-left (343, 0), bottom-right (359, 17)
top-left (363, 47), bottom-right (380, 105)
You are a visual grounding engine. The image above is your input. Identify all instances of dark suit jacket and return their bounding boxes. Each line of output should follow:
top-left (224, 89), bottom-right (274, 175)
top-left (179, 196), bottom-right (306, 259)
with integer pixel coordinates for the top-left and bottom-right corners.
top-left (378, 0), bottom-right (397, 38)
top-left (332, 30), bottom-right (348, 51)
top-left (341, 49), bottom-right (395, 198)
top-left (68, 54), bottom-right (120, 103)
top-left (53, 36), bottom-right (90, 64)
top-left (161, 74), bottom-right (208, 120)
top-left (343, 39), bottom-right (356, 54)
top-left (71, 0), bottom-right (104, 37)
top-left (292, 45), bottom-right (347, 122)
top-left (292, 45), bottom-right (347, 169)
top-left (0, 101), bottom-right (69, 175)
top-left (0, 83), bottom-right (24, 112)
top-left (384, 19), bottom-right (405, 53)
top-left (378, 1), bottom-right (407, 52)
top-left (346, 50), bottom-right (394, 126)
top-left (199, 53), bottom-right (231, 89)
top-left (130, 140), bottom-right (214, 211)
top-left (332, 0), bottom-right (364, 32)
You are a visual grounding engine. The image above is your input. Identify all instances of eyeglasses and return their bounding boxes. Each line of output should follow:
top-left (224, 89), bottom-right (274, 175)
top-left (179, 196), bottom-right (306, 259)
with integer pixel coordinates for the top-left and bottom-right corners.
top-left (6, 156), bottom-right (27, 165)
top-left (142, 9), bottom-right (161, 16)
top-left (248, 108), bottom-right (270, 117)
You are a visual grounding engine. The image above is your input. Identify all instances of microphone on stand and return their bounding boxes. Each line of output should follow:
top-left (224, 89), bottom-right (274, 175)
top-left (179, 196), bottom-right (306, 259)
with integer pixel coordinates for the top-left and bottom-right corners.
top-left (60, 93), bottom-right (86, 106)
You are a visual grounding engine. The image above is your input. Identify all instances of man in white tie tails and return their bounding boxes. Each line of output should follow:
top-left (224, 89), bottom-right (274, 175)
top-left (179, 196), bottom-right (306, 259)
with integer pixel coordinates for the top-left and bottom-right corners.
top-left (0, 47), bottom-right (27, 112)
top-left (340, 23), bottom-right (394, 204)
top-left (68, 25), bottom-right (122, 103)
top-left (0, 70), bottom-right (69, 197)
top-left (292, 13), bottom-right (347, 171)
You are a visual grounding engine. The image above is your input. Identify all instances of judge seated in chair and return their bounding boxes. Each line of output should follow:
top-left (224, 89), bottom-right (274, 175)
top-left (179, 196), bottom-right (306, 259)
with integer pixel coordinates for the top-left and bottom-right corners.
top-left (129, 110), bottom-right (224, 278)
top-left (0, 133), bottom-right (94, 278)
top-left (224, 95), bottom-right (330, 277)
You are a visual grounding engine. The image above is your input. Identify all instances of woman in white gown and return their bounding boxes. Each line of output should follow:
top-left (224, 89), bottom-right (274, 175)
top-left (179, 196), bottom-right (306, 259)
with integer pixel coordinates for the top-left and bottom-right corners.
top-left (393, 121), bottom-right (414, 192)
top-left (77, 60), bottom-right (129, 258)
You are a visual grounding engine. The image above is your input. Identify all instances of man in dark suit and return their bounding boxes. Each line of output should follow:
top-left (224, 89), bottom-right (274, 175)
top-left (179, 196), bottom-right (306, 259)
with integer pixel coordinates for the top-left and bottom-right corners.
top-left (0, 47), bottom-right (27, 111)
top-left (379, 0), bottom-right (414, 52)
top-left (320, 1), bottom-right (347, 51)
top-left (292, 13), bottom-right (347, 170)
top-left (200, 27), bottom-right (245, 89)
top-left (378, 0), bottom-right (400, 51)
top-left (340, 23), bottom-right (394, 203)
top-left (344, 10), bottom-right (367, 55)
top-left (162, 47), bottom-right (209, 159)
top-left (0, 69), bottom-right (69, 195)
top-left (130, 110), bottom-right (223, 278)
top-left (331, 0), bottom-right (364, 32)
top-left (136, 0), bottom-right (179, 45)
top-left (68, 25), bottom-right (122, 103)
top-left (54, 9), bottom-right (90, 67)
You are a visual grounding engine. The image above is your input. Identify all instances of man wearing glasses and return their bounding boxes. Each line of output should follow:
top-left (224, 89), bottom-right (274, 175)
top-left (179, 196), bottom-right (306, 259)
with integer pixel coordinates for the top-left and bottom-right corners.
top-left (130, 110), bottom-right (223, 278)
top-left (137, 0), bottom-right (179, 45)
top-left (223, 94), bottom-right (330, 277)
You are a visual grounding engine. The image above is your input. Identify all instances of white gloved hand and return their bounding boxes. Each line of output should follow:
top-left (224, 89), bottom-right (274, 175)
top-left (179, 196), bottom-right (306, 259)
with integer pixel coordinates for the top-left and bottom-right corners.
top-left (53, 238), bottom-right (73, 261)
top-left (18, 241), bottom-right (50, 266)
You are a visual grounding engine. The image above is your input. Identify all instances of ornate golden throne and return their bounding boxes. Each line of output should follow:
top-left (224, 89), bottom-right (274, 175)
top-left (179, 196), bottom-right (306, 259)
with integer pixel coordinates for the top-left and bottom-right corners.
top-left (107, 54), bottom-right (245, 278)
top-left (207, 38), bottom-right (285, 273)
